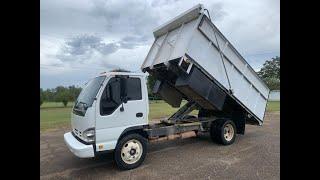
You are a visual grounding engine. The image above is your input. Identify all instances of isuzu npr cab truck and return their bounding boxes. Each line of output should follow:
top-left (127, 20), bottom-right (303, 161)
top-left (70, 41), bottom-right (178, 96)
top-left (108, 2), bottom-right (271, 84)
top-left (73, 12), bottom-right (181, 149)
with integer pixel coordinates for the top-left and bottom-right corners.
top-left (64, 4), bottom-right (270, 170)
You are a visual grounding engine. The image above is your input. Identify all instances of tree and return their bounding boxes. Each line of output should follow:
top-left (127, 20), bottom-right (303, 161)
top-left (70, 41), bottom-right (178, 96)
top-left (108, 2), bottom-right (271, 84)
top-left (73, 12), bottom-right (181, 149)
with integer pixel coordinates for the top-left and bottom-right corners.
top-left (43, 88), bottom-right (55, 102)
top-left (263, 77), bottom-right (280, 90)
top-left (67, 85), bottom-right (82, 101)
top-left (62, 99), bottom-right (68, 107)
top-left (147, 75), bottom-right (161, 101)
top-left (258, 56), bottom-right (280, 90)
top-left (56, 90), bottom-right (70, 107)
top-left (147, 75), bottom-right (156, 95)
top-left (40, 88), bottom-right (44, 106)
top-left (54, 86), bottom-right (72, 107)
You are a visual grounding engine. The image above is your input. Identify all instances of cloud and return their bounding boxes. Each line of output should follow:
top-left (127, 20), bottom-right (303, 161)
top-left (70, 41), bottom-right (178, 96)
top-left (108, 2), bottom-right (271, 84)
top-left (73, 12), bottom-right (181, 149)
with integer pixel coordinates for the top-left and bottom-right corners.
top-left (40, 35), bottom-right (65, 67)
top-left (56, 34), bottom-right (119, 63)
top-left (118, 35), bottom-right (150, 49)
top-left (207, 2), bottom-right (227, 21)
top-left (56, 33), bottom-right (150, 64)
top-left (89, 0), bottom-right (159, 36)
top-left (40, 0), bottom-right (279, 88)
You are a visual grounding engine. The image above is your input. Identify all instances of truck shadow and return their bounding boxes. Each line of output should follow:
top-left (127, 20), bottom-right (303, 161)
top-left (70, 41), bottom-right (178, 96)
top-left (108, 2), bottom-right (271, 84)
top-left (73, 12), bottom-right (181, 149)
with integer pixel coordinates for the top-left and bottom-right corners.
top-left (52, 132), bottom-right (249, 179)
top-left (74, 133), bottom-right (219, 171)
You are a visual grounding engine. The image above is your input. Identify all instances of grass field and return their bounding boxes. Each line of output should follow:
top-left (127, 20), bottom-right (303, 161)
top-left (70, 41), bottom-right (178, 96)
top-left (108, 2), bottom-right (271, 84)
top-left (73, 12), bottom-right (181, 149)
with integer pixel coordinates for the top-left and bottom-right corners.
top-left (40, 100), bottom-right (280, 132)
top-left (41, 102), bottom-right (75, 108)
top-left (266, 101), bottom-right (280, 112)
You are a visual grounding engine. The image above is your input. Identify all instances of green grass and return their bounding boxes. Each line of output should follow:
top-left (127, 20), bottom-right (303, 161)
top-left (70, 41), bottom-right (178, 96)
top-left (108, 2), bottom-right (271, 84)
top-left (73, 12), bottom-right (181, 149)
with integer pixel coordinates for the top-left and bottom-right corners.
top-left (148, 100), bottom-right (198, 119)
top-left (41, 107), bottom-right (72, 131)
top-left (40, 101), bottom-right (279, 132)
top-left (41, 102), bottom-right (74, 108)
top-left (266, 101), bottom-right (280, 112)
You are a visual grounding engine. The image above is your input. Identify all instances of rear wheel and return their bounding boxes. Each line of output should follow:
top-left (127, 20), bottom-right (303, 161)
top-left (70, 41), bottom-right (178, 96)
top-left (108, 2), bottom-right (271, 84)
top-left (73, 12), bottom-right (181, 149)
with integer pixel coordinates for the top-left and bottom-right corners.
top-left (114, 133), bottom-right (147, 170)
top-left (210, 119), bottom-right (236, 145)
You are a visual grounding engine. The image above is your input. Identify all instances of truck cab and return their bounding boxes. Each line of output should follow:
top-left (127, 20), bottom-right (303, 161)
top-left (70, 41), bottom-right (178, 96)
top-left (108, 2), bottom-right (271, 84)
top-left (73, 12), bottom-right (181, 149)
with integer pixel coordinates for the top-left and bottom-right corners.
top-left (64, 72), bottom-right (149, 164)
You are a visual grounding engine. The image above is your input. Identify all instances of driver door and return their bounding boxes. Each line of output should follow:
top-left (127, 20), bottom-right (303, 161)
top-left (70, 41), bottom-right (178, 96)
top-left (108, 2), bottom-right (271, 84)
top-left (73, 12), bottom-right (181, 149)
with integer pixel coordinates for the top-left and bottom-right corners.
top-left (95, 75), bottom-right (147, 152)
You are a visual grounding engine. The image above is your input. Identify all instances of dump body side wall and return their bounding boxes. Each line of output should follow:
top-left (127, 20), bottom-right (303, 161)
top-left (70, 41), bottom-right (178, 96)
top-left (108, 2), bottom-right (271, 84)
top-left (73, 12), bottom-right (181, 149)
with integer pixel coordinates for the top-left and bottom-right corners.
top-left (198, 17), bottom-right (269, 98)
top-left (186, 17), bottom-right (269, 120)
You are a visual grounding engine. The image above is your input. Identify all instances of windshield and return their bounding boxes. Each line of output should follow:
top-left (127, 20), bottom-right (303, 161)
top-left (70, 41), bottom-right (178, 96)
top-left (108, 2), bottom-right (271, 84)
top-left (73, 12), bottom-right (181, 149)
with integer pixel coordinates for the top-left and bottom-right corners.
top-left (75, 76), bottom-right (106, 108)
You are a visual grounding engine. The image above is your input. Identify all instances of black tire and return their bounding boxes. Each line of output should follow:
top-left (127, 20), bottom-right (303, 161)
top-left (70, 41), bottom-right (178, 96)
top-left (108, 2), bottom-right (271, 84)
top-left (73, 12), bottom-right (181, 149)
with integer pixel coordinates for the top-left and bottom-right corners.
top-left (210, 119), bottom-right (236, 145)
top-left (114, 133), bottom-right (147, 170)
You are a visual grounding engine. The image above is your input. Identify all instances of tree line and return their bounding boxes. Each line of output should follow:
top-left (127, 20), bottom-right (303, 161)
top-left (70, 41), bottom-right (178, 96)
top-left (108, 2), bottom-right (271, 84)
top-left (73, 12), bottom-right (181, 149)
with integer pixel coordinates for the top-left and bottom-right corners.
top-left (40, 85), bottom-right (82, 107)
top-left (40, 56), bottom-right (279, 106)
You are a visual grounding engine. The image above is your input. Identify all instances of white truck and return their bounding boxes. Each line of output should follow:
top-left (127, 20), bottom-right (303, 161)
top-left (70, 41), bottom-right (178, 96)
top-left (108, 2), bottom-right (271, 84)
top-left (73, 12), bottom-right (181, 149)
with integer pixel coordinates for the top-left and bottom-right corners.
top-left (64, 4), bottom-right (270, 170)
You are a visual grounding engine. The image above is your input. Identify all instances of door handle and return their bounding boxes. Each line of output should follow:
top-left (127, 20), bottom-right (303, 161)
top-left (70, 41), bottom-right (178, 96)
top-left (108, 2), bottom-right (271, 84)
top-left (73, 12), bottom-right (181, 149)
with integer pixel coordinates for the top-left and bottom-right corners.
top-left (136, 112), bottom-right (143, 117)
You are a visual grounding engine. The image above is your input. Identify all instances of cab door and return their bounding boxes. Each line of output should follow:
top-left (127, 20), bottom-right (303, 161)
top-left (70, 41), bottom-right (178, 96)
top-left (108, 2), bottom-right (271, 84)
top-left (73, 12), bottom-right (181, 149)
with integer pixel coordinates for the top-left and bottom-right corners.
top-left (95, 75), bottom-right (148, 152)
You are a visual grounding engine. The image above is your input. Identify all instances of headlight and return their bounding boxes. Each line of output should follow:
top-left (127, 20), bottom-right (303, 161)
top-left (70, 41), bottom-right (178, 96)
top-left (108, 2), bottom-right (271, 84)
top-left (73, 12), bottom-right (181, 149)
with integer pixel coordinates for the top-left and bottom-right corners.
top-left (83, 128), bottom-right (95, 143)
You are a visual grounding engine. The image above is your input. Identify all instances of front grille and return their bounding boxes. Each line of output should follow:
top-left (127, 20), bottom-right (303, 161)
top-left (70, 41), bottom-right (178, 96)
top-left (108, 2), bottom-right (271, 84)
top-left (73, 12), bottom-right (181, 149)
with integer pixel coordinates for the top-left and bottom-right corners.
top-left (73, 128), bottom-right (82, 137)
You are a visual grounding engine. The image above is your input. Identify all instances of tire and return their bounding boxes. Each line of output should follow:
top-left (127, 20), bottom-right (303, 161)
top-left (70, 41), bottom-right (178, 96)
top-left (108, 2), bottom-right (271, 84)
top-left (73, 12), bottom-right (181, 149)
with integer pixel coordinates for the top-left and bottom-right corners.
top-left (210, 119), bottom-right (236, 145)
top-left (114, 133), bottom-right (147, 170)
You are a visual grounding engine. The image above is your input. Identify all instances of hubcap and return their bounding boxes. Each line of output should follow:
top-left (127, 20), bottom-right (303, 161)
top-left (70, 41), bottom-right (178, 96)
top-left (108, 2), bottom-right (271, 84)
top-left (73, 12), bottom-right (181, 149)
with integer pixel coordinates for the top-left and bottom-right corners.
top-left (224, 124), bottom-right (234, 141)
top-left (121, 139), bottom-right (143, 164)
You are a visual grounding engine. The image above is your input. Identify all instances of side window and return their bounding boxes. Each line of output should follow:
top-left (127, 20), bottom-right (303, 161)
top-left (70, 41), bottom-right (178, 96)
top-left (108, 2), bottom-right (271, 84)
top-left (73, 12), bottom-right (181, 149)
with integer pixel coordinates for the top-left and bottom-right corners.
top-left (100, 77), bottom-right (121, 115)
top-left (100, 77), bottom-right (142, 116)
top-left (126, 78), bottom-right (142, 100)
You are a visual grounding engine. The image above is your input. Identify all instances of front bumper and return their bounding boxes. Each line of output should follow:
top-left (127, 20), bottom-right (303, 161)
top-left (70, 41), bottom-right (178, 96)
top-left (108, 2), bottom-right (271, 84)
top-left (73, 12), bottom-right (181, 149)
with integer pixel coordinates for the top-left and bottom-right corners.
top-left (64, 132), bottom-right (94, 158)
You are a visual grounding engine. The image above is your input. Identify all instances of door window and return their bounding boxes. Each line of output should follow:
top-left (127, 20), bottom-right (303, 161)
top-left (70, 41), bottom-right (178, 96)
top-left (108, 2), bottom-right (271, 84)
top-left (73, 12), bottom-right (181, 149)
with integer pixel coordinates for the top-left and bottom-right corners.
top-left (100, 77), bottom-right (142, 116)
top-left (126, 77), bottom-right (142, 101)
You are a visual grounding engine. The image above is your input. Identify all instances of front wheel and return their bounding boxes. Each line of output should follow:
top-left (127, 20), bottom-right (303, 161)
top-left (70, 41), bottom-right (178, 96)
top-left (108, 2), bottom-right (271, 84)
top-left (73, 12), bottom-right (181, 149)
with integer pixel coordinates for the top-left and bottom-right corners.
top-left (210, 119), bottom-right (236, 145)
top-left (114, 133), bottom-right (147, 170)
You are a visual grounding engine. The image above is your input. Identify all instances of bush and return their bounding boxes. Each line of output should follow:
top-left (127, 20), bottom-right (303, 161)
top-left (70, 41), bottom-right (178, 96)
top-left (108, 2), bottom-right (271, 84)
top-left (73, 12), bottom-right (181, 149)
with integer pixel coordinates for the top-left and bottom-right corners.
top-left (40, 98), bottom-right (43, 106)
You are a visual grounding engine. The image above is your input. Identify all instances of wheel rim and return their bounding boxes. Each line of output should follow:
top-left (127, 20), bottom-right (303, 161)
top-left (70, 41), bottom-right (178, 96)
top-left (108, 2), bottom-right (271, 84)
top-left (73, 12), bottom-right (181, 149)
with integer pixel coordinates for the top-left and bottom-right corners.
top-left (121, 139), bottom-right (143, 164)
top-left (224, 124), bottom-right (234, 141)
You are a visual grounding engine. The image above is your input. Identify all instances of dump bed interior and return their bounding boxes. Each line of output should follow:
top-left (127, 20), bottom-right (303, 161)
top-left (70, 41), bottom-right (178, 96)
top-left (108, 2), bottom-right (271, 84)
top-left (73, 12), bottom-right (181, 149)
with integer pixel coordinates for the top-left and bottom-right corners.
top-left (141, 4), bottom-right (270, 125)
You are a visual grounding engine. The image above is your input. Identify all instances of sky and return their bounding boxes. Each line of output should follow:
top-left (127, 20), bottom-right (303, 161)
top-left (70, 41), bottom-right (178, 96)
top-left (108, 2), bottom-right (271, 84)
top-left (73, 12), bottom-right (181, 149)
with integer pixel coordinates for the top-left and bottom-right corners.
top-left (40, 0), bottom-right (280, 89)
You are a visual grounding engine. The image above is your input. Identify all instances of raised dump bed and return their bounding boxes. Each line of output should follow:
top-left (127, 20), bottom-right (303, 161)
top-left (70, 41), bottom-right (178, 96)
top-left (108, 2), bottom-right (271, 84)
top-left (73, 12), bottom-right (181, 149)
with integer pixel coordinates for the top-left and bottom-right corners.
top-left (141, 4), bottom-right (270, 125)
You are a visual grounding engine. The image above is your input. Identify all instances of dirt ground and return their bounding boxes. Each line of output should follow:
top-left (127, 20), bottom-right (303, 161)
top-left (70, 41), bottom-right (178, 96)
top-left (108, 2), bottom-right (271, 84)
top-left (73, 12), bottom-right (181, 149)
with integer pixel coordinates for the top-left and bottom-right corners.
top-left (40, 112), bottom-right (280, 180)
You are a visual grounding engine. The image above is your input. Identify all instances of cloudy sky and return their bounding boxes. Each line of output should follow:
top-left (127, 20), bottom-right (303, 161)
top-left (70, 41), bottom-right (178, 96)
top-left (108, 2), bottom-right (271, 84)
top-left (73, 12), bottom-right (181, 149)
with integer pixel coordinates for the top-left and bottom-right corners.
top-left (40, 0), bottom-right (279, 89)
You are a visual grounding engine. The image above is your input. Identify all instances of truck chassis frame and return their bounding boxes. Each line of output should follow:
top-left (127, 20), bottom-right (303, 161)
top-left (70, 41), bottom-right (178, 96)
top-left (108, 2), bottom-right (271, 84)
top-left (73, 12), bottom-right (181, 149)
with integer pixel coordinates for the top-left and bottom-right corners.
top-left (143, 101), bottom-right (222, 140)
